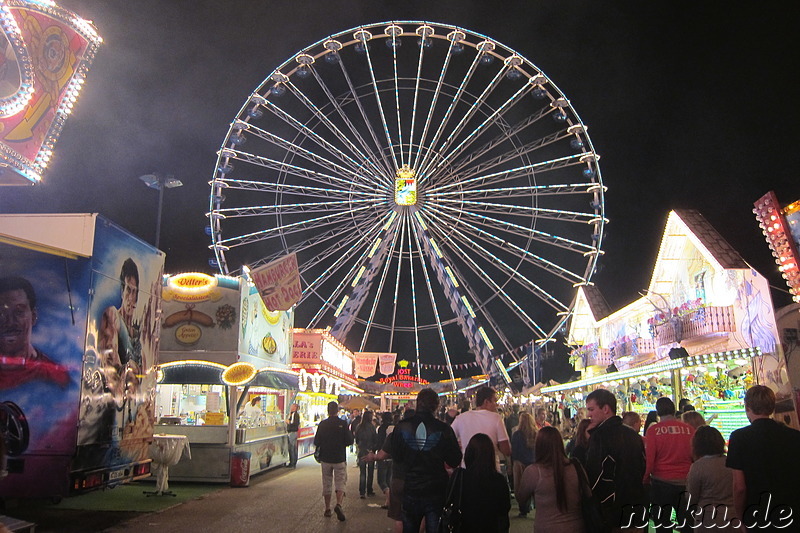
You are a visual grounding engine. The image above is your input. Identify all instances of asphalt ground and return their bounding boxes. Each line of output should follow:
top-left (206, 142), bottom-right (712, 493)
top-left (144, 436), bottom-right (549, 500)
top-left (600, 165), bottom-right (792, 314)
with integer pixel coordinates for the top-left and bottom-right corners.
top-left (2, 452), bottom-right (535, 533)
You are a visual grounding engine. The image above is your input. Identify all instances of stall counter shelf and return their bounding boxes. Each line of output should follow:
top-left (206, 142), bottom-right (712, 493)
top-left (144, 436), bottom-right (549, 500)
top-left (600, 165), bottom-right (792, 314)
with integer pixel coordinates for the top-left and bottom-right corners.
top-left (152, 424), bottom-right (289, 482)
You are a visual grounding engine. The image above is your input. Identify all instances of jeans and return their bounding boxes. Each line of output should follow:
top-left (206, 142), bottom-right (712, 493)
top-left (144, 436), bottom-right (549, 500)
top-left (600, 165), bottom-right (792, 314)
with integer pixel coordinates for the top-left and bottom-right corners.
top-left (402, 493), bottom-right (443, 533)
top-left (650, 479), bottom-right (690, 533)
top-left (376, 459), bottom-right (392, 493)
top-left (287, 431), bottom-right (298, 467)
top-left (359, 459), bottom-right (375, 496)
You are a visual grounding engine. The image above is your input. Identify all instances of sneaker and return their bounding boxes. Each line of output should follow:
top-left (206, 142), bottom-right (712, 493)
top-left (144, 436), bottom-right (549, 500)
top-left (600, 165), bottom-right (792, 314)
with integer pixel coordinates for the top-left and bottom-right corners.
top-left (360, 495), bottom-right (366, 499)
top-left (324, 509), bottom-right (332, 517)
top-left (334, 504), bottom-right (346, 521)
top-left (367, 492), bottom-right (376, 497)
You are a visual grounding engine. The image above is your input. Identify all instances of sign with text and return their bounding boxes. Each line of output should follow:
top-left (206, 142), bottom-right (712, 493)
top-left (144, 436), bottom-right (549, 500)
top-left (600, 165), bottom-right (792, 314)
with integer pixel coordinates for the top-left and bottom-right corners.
top-left (292, 331), bottom-right (322, 364)
top-left (251, 253), bottom-right (301, 311)
top-left (378, 353), bottom-right (397, 376)
top-left (354, 352), bottom-right (379, 378)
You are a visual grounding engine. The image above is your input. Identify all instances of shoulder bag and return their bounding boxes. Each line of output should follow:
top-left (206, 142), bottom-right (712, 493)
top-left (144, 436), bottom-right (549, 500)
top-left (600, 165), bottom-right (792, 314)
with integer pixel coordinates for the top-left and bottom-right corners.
top-left (438, 467), bottom-right (464, 533)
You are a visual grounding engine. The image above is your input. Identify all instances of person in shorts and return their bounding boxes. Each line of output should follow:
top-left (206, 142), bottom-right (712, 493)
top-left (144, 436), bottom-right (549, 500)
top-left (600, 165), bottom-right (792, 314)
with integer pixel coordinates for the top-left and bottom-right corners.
top-left (314, 401), bottom-right (353, 521)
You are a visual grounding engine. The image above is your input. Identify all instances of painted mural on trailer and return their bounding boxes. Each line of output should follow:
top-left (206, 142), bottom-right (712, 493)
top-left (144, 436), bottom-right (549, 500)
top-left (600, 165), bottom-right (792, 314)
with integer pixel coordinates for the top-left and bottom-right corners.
top-left (0, 244), bottom-right (88, 497)
top-left (238, 283), bottom-right (293, 369)
top-left (75, 219), bottom-right (164, 473)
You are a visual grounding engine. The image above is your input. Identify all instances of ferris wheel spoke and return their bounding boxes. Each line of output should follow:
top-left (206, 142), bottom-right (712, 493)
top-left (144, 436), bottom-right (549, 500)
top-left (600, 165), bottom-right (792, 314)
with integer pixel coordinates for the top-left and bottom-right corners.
top-left (331, 57), bottom-right (395, 177)
top-left (435, 199), bottom-right (602, 224)
top-left (409, 221), bottom-right (457, 387)
top-left (446, 104), bottom-right (554, 177)
top-left (357, 32), bottom-right (400, 171)
top-left (260, 97), bottom-right (387, 181)
top-left (387, 214), bottom-right (409, 352)
top-left (215, 177), bottom-right (383, 201)
top-left (241, 120), bottom-right (386, 185)
top-left (303, 65), bottom-right (393, 179)
top-left (422, 77), bottom-right (534, 180)
top-left (215, 205), bottom-right (377, 249)
top-left (418, 57), bottom-right (511, 179)
top-left (429, 182), bottom-right (604, 201)
top-left (423, 204), bottom-right (588, 284)
top-left (357, 216), bottom-right (405, 352)
top-left (427, 201), bottom-right (596, 255)
top-left (426, 152), bottom-right (590, 195)
top-left (414, 43), bottom-right (483, 174)
top-left (214, 197), bottom-right (384, 219)
top-left (423, 210), bottom-right (569, 315)
top-left (305, 215), bottom-right (393, 325)
top-left (387, 29), bottom-right (405, 168)
top-left (404, 212), bottom-right (423, 378)
top-left (410, 37), bottom-right (460, 171)
top-left (282, 79), bottom-right (392, 181)
top-left (224, 147), bottom-right (386, 195)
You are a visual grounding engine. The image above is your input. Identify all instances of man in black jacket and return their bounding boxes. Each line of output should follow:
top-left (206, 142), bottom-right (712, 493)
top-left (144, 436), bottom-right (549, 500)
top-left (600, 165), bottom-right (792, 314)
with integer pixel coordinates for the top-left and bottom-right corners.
top-left (365, 388), bottom-right (462, 533)
top-left (314, 401), bottom-right (354, 521)
top-left (585, 388), bottom-right (646, 532)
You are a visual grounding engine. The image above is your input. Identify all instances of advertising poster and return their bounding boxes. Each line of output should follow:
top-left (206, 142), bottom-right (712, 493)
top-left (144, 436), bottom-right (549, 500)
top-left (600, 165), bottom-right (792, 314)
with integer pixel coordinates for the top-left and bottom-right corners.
top-left (291, 331), bottom-right (322, 364)
top-left (75, 218), bottom-right (165, 472)
top-left (238, 283), bottom-right (293, 369)
top-left (160, 274), bottom-right (240, 354)
top-left (0, 244), bottom-right (89, 497)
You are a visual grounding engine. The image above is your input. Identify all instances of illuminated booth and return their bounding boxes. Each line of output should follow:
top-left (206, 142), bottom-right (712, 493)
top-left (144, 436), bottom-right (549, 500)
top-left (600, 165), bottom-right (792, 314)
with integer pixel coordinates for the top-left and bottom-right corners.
top-left (546, 210), bottom-right (796, 439)
top-left (291, 328), bottom-right (361, 458)
top-left (154, 273), bottom-right (296, 482)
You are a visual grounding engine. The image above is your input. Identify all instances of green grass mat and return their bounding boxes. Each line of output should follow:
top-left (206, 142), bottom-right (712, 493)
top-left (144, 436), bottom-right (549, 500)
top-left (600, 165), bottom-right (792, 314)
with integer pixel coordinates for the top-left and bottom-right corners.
top-left (50, 481), bottom-right (221, 512)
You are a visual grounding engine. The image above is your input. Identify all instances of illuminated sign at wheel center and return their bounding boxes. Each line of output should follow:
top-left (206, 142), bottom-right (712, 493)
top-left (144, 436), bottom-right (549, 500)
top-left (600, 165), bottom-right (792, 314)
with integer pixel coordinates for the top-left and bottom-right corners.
top-left (394, 165), bottom-right (417, 206)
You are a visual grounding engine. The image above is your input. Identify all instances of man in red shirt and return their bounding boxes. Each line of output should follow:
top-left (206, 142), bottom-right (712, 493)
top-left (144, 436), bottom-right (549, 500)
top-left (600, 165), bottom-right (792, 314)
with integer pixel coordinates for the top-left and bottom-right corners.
top-left (643, 396), bottom-right (695, 533)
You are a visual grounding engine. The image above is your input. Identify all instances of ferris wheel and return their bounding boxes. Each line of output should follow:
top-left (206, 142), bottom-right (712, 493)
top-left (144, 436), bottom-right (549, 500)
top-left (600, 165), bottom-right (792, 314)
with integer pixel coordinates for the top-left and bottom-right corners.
top-left (208, 21), bottom-right (606, 386)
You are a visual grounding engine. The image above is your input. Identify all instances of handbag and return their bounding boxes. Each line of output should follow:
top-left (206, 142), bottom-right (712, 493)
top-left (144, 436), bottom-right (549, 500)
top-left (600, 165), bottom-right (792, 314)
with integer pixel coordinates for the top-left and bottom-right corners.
top-left (438, 467), bottom-right (464, 533)
top-left (572, 459), bottom-right (606, 533)
top-left (314, 446), bottom-right (322, 463)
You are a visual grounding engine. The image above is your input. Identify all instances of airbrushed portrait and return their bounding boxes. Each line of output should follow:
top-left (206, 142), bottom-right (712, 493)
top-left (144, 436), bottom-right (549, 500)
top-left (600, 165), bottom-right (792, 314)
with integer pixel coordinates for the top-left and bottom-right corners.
top-left (0, 276), bottom-right (69, 390)
top-left (98, 257), bottom-right (143, 411)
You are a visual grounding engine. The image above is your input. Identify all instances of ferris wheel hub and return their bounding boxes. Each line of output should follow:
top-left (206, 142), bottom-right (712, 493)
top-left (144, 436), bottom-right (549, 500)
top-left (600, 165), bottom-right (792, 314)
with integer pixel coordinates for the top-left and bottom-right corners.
top-left (395, 164), bottom-right (418, 206)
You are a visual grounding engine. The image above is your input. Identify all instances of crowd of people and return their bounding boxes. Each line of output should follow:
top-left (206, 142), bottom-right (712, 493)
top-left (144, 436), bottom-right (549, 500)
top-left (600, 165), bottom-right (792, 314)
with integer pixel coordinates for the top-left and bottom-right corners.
top-left (311, 384), bottom-right (800, 533)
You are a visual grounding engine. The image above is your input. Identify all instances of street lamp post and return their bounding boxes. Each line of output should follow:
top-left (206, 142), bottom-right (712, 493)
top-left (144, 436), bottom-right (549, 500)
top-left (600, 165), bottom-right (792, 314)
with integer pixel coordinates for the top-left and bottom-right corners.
top-left (139, 173), bottom-right (183, 249)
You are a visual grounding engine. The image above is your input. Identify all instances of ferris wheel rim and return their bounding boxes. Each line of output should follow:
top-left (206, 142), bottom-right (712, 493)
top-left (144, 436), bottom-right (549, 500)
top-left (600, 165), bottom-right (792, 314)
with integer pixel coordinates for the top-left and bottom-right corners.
top-left (208, 21), bottom-right (607, 382)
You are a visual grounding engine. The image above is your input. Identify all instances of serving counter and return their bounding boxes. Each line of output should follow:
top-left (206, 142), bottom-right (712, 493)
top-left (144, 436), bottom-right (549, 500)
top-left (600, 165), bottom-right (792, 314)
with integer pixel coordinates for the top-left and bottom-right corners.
top-left (152, 424), bottom-right (289, 482)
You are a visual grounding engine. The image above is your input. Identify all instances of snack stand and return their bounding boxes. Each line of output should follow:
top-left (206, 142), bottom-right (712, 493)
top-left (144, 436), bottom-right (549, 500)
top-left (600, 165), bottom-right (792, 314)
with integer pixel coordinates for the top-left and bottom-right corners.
top-left (291, 329), bottom-right (362, 458)
top-left (153, 274), bottom-right (296, 482)
top-left (550, 210), bottom-right (796, 437)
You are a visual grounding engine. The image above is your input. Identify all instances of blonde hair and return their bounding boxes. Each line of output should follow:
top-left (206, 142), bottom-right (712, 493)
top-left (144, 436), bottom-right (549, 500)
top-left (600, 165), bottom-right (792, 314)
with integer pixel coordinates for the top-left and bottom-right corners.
top-left (681, 410), bottom-right (706, 429)
top-left (518, 412), bottom-right (537, 448)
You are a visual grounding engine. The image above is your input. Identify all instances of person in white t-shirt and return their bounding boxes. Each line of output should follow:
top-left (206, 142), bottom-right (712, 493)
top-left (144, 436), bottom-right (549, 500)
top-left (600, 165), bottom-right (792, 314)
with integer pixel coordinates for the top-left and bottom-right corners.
top-left (451, 386), bottom-right (511, 470)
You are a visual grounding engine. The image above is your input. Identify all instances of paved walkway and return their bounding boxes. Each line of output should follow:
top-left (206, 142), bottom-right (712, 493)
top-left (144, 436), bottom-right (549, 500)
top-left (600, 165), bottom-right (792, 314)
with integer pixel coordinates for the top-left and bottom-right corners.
top-left (104, 452), bottom-right (533, 533)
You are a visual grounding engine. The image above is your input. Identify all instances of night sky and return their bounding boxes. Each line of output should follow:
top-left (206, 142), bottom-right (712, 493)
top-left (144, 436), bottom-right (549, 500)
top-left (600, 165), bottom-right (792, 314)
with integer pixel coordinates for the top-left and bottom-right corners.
top-left (2, 1), bottom-right (798, 382)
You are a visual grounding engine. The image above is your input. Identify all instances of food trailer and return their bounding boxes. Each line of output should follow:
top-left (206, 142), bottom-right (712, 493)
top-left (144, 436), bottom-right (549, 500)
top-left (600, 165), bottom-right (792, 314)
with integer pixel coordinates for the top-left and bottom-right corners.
top-left (153, 273), bottom-right (296, 482)
top-left (0, 214), bottom-right (164, 499)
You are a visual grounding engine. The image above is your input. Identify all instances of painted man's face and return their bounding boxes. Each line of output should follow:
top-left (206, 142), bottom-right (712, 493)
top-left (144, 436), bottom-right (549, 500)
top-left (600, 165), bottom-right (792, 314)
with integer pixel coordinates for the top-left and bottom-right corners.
top-left (121, 276), bottom-right (138, 326)
top-left (0, 289), bottom-right (35, 357)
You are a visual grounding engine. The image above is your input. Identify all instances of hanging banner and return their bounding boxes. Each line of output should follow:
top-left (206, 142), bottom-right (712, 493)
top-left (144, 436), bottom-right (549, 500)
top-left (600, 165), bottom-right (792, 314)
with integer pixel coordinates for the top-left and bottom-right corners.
top-left (250, 252), bottom-right (301, 311)
top-left (378, 352), bottom-right (397, 376)
top-left (354, 352), bottom-right (379, 378)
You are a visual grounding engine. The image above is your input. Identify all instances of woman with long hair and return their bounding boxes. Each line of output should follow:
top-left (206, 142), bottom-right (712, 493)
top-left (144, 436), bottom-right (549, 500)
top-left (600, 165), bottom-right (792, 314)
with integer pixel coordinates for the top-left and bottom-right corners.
top-left (517, 426), bottom-right (585, 533)
top-left (643, 410), bottom-right (659, 435)
top-left (565, 418), bottom-right (591, 466)
top-left (511, 412), bottom-right (537, 517)
top-left (355, 410), bottom-right (377, 498)
top-left (460, 433), bottom-right (511, 532)
top-left (686, 425), bottom-right (737, 531)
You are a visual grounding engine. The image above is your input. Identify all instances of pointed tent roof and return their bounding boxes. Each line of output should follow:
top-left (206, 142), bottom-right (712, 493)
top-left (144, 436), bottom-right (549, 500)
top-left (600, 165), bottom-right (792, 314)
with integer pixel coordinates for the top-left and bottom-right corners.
top-left (568, 209), bottom-right (752, 342)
